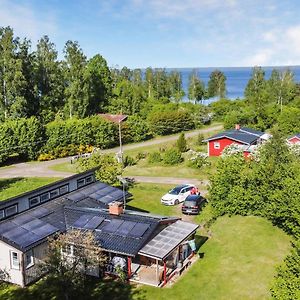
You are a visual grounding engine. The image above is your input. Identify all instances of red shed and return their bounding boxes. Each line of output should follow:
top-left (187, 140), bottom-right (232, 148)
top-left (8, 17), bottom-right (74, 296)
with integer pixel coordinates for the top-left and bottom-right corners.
top-left (287, 134), bottom-right (300, 144)
top-left (204, 126), bottom-right (265, 157)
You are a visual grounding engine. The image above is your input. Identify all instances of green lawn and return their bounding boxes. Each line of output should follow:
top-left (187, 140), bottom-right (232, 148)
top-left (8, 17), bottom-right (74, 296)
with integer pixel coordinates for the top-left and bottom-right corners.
top-left (49, 161), bottom-right (78, 173)
top-left (127, 183), bottom-right (177, 216)
top-left (136, 215), bottom-right (291, 300)
top-left (0, 177), bottom-right (61, 201)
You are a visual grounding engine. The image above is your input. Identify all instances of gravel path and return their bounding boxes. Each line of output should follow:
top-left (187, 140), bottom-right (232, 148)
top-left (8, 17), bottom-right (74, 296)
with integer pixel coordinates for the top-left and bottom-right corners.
top-left (0, 124), bottom-right (222, 179)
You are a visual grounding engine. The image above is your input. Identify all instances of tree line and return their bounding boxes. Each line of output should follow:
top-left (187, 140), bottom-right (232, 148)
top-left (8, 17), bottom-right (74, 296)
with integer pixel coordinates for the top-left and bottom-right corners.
top-left (0, 26), bottom-right (227, 124)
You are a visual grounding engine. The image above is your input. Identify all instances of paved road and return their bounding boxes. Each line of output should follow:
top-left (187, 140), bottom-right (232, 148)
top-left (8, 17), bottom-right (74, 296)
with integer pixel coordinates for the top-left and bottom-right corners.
top-left (0, 124), bottom-right (222, 179)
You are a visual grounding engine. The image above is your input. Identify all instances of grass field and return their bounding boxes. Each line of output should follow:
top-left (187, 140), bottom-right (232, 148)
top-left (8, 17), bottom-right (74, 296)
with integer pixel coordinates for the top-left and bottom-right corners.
top-left (49, 161), bottom-right (78, 173)
top-left (136, 215), bottom-right (291, 300)
top-left (0, 177), bottom-right (61, 201)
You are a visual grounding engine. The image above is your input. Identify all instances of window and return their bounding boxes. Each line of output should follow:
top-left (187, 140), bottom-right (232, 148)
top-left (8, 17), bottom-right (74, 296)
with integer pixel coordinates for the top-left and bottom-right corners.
top-left (5, 205), bottom-right (18, 217)
top-left (59, 184), bottom-right (69, 195)
top-left (29, 196), bottom-right (40, 208)
top-left (77, 179), bottom-right (85, 188)
top-left (214, 142), bottom-right (220, 149)
top-left (10, 251), bottom-right (20, 269)
top-left (25, 249), bottom-right (34, 269)
top-left (49, 189), bottom-right (59, 199)
top-left (0, 210), bottom-right (4, 220)
top-left (85, 175), bottom-right (93, 184)
top-left (40, 193), bottom-right (50, 203)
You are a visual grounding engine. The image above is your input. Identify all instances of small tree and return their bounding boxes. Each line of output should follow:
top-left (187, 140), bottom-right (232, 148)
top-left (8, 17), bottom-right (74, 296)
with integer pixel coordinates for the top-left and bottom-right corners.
top-left (163, 148), bottom-right (183, 165)
top-left (176, 132), bottom-right (187, 152)
top-left (40, 229), bottom-right (106, 300)
top-left (77, 153), bottom-right (122, 186)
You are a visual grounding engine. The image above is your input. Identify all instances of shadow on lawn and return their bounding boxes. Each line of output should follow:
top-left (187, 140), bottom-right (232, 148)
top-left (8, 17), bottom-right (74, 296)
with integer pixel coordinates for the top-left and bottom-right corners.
top-left (0, 277), bottom-right (146, 300)
top-left (0, 178), bottom-right (24, 192)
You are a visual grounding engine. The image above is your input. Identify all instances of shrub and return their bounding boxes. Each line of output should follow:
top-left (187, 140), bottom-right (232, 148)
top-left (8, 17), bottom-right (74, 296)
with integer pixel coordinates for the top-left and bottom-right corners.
top-left (136, 151), bottom-right (147, 160)
top-left (196, 133), bottom-right (205, 146)
top-left (123, 155), bottom-right (137, 167)
top-left (163, 148), bottom-right (183, 165)
top-left (148, 151), bottom-right (162, 164)
top-left (176, 133), bottom-right (188, 152)
top-left (187, 150), bottom-right (210, 169)
top-left (148, 110), bottom-right (194, 135)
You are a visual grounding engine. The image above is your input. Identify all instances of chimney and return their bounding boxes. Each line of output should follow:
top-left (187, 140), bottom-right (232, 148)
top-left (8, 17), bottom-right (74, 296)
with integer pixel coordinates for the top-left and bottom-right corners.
top-left (235, 124), bottom-right (240, 130)
top-left (109, 201), bottom-right (124, 215)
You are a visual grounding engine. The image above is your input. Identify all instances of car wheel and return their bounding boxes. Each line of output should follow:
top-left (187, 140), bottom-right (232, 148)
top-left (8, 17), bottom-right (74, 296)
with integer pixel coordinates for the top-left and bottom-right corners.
top-left (175, 199), bottom-right (179, 205)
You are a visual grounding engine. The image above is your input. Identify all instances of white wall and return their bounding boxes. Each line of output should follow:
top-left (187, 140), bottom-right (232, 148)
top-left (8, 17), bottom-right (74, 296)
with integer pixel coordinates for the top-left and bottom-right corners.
top-left (0, 240), bottom-right (24, 286)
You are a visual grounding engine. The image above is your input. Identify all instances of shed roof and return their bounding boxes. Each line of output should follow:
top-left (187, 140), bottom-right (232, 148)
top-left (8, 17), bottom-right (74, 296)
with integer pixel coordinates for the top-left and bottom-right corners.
top-left (204, 127), bottom-right (264, 145)
top-left (139, 220), bottom-right (199, 260)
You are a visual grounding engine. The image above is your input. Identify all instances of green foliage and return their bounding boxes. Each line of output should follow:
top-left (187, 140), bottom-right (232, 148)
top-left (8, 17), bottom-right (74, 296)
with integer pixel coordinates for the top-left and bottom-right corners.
top-left (0, 117), bottom-right (44, 164)
top-left (207, 70), bottom-right (226, 99)
top-left (271, 239), bottom-right (300, 300)
top-left (148, 110), bottom-right (194, 135)
top-left (196, 133), bottom-right (205, 146)
top-left (176, 132), bottom-right (187, 152)
top-left (187, 151), bottom-right (210, 169)
top-left (147, 151), bottom-right (162, 164)
top-left (123, 155), bottom-right (137, 167)
top-left (44, 116), bottom-right (118, 151)
top-left (163, 148), bottom-right (183, 165)
top-left (121, 115), bottom-right (152, 143)
top-left (77, 153), bottom-right (122, 186)
top-left (277, 106), bottom-right (300, 135)
top-left (188, 70), bottom-right (206, 104)
top-left (210, 129), bottom-right (300, 238)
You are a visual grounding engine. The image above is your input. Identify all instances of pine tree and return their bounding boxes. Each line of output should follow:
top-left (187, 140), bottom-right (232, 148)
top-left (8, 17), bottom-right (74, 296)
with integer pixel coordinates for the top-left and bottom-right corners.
top-left (207, 69), bottom-right (226, 99)
top-left (176, 132), bottom-right (187, 152)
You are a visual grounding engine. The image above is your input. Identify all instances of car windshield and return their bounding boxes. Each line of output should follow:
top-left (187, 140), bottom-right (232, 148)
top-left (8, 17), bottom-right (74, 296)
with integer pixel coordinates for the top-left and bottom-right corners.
top-left (169, 186), bottom-right (183, 195)
top-left (184, 200), bottom-right (197, 207)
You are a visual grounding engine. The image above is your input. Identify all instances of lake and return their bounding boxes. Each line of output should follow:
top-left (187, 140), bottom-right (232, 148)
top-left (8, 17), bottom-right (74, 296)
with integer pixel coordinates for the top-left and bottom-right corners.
top-left (169, 66), bottom-right (300, 100)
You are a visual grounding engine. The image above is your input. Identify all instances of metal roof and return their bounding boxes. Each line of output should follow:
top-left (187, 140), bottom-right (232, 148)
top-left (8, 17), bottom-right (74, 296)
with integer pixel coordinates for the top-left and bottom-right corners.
top-left (204, 129), bottom-right (262, 145)
top-left (239, 127), bottom-right (264, 137)
top-left (64, 206), bottom-right (161, 256)
top-left (0, 181), bottom-right (131, 251)
top-left (139, 220), bottom-right (199, 260)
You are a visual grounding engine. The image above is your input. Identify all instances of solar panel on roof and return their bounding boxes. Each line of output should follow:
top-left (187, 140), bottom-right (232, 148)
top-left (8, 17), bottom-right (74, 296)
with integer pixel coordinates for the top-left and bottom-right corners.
top-left (115, 221), bottom-right (136, 236)
top-left (29, 207), bottom-right (50, 218)
top-left (84, 216), bottom-right (104, 229)
top-left (21, 219), bottom-right (44, 231)
top-left (67, 192), bottom-right (86, 202)
top-left (128, 223), bottom-right (150, 238)
top-left (32, 223), bottom-right (58, 238)
top-left (3, 227), bottom-right (28, 240)
top-left (73, 214), bottom-right (91, 228)
top-left (101, 219), bottom-right (124, 233)
top-left (0, 221), bottom-right (16, 234)
top-left (16, 232), bottom-right (40, 248)
top-left (13, 214), bottom-right (33, 225)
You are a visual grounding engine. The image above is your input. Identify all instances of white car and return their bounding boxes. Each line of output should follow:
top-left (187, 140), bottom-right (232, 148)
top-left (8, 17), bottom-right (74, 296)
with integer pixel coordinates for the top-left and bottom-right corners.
top-left (161, 184), bottom-right (196, 205)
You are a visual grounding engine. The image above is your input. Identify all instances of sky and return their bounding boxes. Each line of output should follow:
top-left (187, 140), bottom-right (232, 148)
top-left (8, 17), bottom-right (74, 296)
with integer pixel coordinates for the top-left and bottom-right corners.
top-left (1, 0), bottom-right (300, 68)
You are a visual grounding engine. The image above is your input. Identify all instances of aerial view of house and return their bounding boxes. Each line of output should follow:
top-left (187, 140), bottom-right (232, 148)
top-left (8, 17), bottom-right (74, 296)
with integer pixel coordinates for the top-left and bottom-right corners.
top-left (0, 169), bottom-right (198, 288)
top-left (204, 125), bottom-right (271, 157)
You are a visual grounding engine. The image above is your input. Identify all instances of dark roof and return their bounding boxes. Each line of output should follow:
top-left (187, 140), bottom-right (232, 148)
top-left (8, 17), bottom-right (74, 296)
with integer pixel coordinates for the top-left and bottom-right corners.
top-left (64, 206), bottom-right (166, 256)
top-left (239, 127), bottom-right (264, 137)
top-left (0, 181), bottom-right (131, 251)
top-left (204, 127), bottom-right (264, 145)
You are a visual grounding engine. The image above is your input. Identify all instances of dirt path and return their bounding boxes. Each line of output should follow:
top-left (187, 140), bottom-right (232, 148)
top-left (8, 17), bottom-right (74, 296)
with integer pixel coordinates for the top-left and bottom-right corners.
top-left (0, 124), bottom-right (222, 179)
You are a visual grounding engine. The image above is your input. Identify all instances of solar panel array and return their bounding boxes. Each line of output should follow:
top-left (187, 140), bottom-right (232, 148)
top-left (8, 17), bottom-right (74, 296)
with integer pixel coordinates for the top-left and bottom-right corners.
top-left (72, 214), bottom-right (104, 230)
top-left (139, 220), bottom-right (198, 259)
top-left (66, 182), bottom-right (125, 205)
top-left (100, 219), bottom-right (150, 238)
top-left (0, 208), bottom-right (59, 250)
